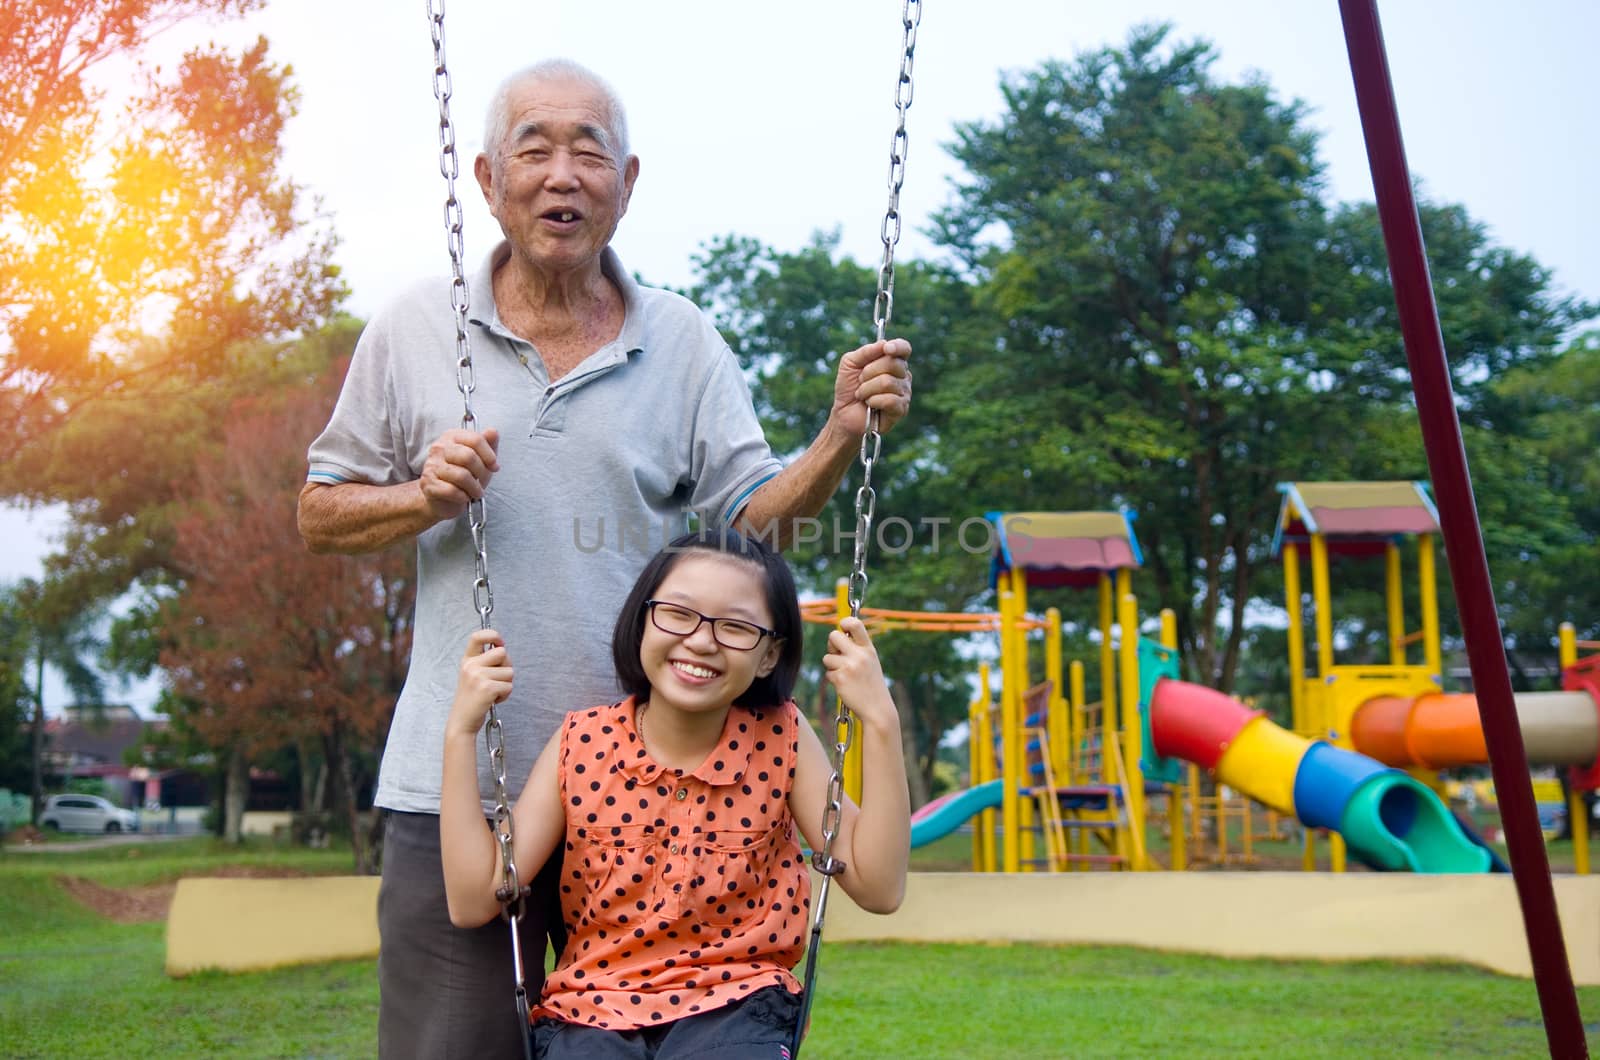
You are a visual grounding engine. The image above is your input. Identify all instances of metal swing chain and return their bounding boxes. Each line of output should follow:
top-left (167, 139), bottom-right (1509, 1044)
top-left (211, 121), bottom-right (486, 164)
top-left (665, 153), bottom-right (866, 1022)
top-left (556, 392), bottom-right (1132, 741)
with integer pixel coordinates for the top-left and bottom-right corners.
top-left (428, 1), bottom-right (532, 1047)
top-left (794, 3), bottom-right (920, 1054)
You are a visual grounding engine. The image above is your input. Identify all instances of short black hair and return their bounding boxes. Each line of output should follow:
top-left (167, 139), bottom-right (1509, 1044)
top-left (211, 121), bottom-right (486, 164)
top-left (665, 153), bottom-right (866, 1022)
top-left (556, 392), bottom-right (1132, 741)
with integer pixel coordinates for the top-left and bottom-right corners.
top-left (612, 527), bottom-right (803, 708)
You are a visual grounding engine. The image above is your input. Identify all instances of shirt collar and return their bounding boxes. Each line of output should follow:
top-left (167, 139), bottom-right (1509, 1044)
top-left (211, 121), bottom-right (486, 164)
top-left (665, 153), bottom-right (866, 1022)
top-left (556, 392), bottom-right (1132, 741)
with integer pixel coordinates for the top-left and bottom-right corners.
top-left (467, 242), bottom-right (645, 356)
top-left (615, 696), bottom-right (755, 787)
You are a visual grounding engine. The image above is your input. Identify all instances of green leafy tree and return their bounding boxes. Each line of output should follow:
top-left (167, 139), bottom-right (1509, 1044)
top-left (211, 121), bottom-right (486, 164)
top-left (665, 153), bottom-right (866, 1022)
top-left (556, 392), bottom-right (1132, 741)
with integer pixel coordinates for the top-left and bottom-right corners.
top-left (1314, 202), bottom-right (1591, 424)
top-left (1483, 330), bottom-right (1600, 649)
top-left (2, 578), bottom-right (106, 822)
top-left (686, 233), bottom-right (989, 801)
top-left (931, 26), bottom-right (1396, 692)
top-left (924, 25), bottom-right (1587, 692)
top-left (688, 24), bottom-right (1592, 756)
top-left (0, 588), bottom-right (36, 793)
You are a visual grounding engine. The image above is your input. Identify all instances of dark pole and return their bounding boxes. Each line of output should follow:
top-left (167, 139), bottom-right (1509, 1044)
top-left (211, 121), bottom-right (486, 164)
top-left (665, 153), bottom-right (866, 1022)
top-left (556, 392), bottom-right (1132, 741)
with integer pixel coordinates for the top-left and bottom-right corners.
top-left (31, 645), bottom-right (45, 825)
top-left (1336, 2), bottom-right (1587, 1055)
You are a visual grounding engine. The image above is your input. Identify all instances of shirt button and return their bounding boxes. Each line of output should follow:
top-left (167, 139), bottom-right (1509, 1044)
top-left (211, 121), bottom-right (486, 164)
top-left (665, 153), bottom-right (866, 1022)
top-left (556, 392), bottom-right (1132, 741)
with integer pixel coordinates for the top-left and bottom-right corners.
top-left (675, 787), bottom-right (689, 801)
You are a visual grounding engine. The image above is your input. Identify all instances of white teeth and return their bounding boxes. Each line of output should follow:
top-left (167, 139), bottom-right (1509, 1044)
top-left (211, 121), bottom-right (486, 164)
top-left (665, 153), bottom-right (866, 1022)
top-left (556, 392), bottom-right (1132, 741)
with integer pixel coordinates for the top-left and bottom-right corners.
top-left (674, 662), bottom-right (717, 679)
top-left (560, 211), bottom-right (574, 221)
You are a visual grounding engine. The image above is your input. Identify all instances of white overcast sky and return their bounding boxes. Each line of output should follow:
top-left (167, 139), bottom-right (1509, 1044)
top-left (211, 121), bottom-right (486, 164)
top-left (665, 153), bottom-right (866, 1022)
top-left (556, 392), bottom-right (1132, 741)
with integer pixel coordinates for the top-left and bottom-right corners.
top-left (260, 0), bottom-right (1597, 312)
top-left (3, 0), bottom-right (1596, 710)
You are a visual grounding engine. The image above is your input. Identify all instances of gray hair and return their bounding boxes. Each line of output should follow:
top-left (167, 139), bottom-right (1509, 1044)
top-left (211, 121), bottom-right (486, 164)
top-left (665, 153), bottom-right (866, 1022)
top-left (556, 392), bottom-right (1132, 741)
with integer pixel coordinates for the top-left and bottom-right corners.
top-left (482, 60), bottom-right (631, 163)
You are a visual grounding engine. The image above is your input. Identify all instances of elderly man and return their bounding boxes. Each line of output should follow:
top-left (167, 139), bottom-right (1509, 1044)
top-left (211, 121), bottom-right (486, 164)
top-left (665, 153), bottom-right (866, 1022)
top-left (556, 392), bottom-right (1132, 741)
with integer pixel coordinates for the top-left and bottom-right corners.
top-left (298, 60), bottom-right (910, 1057)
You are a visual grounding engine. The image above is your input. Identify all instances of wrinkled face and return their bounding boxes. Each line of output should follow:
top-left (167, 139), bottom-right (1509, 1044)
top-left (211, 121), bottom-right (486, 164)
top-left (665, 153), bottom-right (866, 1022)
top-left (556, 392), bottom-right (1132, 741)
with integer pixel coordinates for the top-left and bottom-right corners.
top-left (474, 76), bottom-right (638, 274)
top-left (639, 554), bottom-right (782, 719)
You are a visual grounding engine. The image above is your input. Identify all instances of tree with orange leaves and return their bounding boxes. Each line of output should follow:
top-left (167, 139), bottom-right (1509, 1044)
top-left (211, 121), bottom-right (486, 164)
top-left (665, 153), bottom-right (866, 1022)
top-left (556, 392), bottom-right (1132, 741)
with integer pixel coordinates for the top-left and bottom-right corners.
top-left (159, 348), bottom-right (412, 866)
top-left (1, 1), bottom-right (343, 595)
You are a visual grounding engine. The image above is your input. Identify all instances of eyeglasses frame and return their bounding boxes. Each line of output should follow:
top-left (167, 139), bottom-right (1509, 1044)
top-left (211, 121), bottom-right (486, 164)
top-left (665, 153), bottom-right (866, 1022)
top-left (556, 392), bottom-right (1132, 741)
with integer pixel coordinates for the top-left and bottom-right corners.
top-left (643, 599), bottom-right (780, 652)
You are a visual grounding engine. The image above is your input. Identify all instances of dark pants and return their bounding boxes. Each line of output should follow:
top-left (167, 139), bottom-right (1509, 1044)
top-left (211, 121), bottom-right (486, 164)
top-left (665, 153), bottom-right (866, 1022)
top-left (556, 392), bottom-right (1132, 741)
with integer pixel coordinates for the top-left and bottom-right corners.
top-left (533, 986), bottom-right (802, 1059)
top-left (378, 810), bottom-right (564, 1059)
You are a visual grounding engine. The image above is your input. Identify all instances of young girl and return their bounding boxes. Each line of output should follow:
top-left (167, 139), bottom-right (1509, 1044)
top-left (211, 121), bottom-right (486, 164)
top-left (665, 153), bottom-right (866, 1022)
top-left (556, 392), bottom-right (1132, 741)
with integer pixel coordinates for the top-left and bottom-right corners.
top-left (441, 528), bottom-right (911, 1057)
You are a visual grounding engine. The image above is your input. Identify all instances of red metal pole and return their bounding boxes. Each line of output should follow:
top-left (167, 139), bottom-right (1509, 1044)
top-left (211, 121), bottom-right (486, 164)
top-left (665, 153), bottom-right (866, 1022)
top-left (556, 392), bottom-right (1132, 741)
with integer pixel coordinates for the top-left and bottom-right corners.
top-left (1336, 2), bottom-right (1586, 1055)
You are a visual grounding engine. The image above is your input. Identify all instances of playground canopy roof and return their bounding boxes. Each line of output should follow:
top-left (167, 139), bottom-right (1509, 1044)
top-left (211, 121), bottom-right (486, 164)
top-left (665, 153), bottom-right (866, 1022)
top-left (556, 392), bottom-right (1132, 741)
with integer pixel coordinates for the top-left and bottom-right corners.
top-left (988, 511), bottom-right (1143, 590)
top-left (1272, 481), bottom-right (1440, 558)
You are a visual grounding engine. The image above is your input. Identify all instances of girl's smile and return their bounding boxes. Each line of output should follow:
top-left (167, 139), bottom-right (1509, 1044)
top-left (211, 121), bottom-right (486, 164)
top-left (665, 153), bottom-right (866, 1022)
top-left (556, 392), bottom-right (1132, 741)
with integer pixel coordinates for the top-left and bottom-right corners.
top-left (668, 659), bottom-right (722, 682)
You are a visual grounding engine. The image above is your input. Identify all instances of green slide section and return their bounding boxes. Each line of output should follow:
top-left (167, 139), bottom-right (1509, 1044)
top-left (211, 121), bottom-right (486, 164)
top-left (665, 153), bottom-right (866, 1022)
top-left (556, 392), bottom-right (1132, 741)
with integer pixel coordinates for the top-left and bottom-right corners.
top-left (1137, 637), bottom-right (1184, 784)
top-left (1339, 772), bottom-right (1492, 873)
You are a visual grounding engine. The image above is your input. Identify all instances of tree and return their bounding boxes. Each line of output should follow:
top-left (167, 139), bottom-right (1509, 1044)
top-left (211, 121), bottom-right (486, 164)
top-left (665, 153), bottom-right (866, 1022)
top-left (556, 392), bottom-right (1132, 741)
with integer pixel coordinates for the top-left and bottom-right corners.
top-left (1314, 201), bottom-right (1592, 426)
top-left (158, 339), bottom-right (411, 869)
top-left (688, 25), bottom-right (1592, 755)
top-left (930, 27), bottom-right (1375, 691)
top-left (1481, 330), bottom-right (1600, 649)
top-left (0, 578), bottom-right (106, 822)
top-left (2, 0), bottom-right (343, 607)
top-left (686, 233), bottom-right (990, 799)
top-left (0, 589), bottom-right (37, 793)
top-left (926, 25), bottom-right (1587, 692)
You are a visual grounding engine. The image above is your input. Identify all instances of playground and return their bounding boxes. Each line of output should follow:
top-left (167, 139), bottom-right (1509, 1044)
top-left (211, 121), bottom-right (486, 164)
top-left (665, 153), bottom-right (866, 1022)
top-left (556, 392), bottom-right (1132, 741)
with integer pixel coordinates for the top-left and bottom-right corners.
top-left (5, 0), bottom-right (1597, 1056)
top-left (897, 490), bottom-right (1600, 880)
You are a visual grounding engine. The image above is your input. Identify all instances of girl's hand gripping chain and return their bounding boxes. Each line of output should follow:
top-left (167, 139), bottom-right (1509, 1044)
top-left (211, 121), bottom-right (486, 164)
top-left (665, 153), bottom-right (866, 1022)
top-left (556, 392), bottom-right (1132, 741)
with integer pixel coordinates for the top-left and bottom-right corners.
top-left (806, 615), bottom-right (910, 915)
top-left (820, 617), bottom-right (893, 725)
top-left (446, 628), bottom-right (514, 740)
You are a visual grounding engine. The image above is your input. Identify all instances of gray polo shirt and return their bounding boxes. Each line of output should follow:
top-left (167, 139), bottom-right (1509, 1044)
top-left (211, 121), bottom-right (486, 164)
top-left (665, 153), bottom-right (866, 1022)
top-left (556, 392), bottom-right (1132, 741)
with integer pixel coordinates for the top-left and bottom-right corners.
top-left (307, 243), bottom-right (782, 813)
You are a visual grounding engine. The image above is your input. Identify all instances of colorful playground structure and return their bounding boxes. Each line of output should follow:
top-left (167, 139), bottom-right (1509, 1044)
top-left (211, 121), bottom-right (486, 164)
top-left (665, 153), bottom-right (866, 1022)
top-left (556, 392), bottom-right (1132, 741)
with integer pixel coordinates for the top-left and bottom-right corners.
top-left (846, 482), bottom-right (1600, 875)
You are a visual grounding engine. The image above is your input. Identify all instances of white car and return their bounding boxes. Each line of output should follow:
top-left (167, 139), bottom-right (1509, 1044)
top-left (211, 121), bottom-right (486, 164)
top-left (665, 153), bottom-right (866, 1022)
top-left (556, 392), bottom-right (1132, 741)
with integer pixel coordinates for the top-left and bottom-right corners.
top-left (39, 794), bottom-right (141, 834)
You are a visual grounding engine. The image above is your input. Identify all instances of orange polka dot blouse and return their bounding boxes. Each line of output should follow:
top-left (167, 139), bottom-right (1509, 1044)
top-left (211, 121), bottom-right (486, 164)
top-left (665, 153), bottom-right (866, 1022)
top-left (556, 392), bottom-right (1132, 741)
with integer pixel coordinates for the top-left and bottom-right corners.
top-left (533, 696), bottom-right (811, 1030)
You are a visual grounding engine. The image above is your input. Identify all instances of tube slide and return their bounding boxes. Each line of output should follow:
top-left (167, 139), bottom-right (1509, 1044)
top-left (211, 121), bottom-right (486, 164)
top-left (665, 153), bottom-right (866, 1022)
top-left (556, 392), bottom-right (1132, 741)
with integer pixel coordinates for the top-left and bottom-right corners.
top-left (909, 780), bottom-right (1004, 849)
top-left (1150, 679), bottom-right (1490, 873)
top-left (1351, 691), bottom-right (1600, 769)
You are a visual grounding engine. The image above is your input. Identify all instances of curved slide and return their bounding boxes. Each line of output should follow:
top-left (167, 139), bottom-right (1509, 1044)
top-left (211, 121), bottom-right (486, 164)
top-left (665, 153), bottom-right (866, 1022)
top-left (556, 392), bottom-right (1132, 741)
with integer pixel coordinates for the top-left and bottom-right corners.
top-left (909, 779), bottom-right (1003, 849)
top-left (1150, 680), bottom-right (1491, 873)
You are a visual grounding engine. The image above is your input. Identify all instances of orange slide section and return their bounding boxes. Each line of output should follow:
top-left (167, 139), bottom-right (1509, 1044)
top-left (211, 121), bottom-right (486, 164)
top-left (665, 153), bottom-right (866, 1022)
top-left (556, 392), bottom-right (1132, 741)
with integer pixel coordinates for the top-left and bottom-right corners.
top-left (1350, 691), bottom-right (1600, 770)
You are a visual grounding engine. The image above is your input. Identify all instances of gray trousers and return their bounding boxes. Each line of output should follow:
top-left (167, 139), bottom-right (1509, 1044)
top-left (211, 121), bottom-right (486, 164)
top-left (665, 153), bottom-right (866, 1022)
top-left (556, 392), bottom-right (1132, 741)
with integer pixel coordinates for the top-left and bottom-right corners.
top-left (378, 810), bottom-right (564, 1059)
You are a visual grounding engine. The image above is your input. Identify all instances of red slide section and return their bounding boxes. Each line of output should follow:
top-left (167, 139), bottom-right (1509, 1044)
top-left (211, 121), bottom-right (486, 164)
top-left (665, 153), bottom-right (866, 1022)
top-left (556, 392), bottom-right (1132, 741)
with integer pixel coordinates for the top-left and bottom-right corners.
top-left (1148, 680), bottom-right (1262, 770)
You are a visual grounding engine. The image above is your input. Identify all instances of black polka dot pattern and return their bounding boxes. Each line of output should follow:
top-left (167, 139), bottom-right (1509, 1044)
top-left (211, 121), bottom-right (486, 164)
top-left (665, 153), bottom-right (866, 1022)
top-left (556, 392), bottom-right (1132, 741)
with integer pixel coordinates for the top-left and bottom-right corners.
top-left (533, 697), bottom-right (810, 1031)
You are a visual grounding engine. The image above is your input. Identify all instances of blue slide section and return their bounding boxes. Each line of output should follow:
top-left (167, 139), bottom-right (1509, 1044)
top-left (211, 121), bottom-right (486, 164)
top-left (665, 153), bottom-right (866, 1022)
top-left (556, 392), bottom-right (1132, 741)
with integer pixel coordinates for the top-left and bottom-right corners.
top-left (910, 780), bottom-right (1004, 848)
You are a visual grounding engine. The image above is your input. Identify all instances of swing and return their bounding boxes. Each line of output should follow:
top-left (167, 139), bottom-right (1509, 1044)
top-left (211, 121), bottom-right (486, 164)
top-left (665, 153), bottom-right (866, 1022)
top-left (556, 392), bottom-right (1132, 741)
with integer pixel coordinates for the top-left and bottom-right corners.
top-left (422, 4), bottom-right (923, 1056)
top-left (426, 5), bottom-right (536, 1058)
top-left (791, 9), bottom-right (921, 1055)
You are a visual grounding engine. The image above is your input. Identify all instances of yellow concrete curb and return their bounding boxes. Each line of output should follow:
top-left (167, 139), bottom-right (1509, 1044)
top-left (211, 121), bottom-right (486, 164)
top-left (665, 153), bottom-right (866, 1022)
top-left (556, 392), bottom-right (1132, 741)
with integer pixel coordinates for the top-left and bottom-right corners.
top-left (164, 871), bottom-right (1600, 983)
top-left (825, 872), bottom-right (1600, 983)
top-left (165, 876), bottom-right (382, 976)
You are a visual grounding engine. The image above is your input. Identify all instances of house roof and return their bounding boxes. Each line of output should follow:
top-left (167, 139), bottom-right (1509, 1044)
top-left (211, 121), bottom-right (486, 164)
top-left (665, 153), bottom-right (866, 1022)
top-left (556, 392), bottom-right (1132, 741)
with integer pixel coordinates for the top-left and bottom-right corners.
top-left (1272, 481), bottom-right (1440, 558)
top-left (43, 708), bottom-right (160, 768)
top-left (989, 510), bottom-right (1143, 590)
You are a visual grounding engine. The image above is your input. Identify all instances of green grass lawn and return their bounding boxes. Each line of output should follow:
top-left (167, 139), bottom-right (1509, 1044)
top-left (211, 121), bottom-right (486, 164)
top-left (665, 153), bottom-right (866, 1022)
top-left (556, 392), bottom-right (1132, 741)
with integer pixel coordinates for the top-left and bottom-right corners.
top-left (908, 829), bottom-right (974, 871)
top-left (6, 836), bottom-right (1600, 1057)
top-left (1, 837), bottom-right (371, 1058)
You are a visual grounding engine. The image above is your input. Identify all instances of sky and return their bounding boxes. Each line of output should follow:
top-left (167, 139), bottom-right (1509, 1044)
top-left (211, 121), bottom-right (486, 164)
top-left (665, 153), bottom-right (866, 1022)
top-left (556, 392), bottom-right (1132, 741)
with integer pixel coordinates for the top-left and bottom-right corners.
top-left (3, 0), bottom-right (1596, 713)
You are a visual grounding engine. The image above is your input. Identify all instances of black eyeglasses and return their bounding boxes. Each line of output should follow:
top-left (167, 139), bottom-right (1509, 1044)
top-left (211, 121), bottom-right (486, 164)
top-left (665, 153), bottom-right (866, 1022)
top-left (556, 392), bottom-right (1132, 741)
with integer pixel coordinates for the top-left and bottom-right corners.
top-left (644, 600), bottom-right (778, 652)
